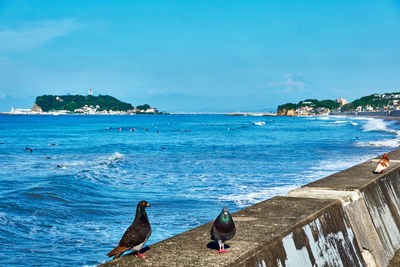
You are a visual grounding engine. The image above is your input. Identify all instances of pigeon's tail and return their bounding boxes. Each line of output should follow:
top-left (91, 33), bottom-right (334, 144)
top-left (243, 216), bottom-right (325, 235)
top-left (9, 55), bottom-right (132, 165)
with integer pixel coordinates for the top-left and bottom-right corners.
top-left (106, 245), bottom-right (130, 258)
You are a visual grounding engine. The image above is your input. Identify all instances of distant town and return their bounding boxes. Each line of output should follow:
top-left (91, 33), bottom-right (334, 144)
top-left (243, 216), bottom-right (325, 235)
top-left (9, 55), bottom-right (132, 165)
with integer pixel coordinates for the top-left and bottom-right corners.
top-left (3, 89), bottom-right (166, 115)
top-left (277, 92), bottom-right (400, 116)
top-left (4, 90), bottom-right (400, 117)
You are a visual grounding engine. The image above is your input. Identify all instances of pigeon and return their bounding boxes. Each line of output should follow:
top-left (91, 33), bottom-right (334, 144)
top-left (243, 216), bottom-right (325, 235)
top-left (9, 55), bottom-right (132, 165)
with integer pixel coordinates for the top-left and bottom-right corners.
top-left (374, 153), bottom-right (390, 174)
top-left (210, 207), bottom-right (236, 254)
top-left (107, 200), bottom-right (152, 259)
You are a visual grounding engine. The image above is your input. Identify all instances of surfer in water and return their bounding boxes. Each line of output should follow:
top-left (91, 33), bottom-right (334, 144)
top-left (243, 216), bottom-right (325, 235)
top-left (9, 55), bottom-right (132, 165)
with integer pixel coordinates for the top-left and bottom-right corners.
top-left (57, 164), bottom-right (67, 169)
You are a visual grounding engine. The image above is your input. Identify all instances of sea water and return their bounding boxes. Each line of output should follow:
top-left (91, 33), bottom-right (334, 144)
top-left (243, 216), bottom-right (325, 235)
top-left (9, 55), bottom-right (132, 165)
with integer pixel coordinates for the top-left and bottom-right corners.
top-left (0, 114), bottom-right (398, 266)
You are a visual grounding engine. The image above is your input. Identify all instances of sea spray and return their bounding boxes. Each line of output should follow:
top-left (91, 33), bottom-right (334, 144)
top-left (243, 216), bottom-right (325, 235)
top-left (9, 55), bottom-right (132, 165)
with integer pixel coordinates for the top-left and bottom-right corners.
top-left (361, 118), bottom-right (399, 134)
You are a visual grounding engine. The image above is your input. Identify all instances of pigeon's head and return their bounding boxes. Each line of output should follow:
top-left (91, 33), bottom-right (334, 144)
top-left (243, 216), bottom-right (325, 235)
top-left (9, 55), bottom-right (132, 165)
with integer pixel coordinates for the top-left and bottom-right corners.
top-left (222, 207), bottom-right (230, 216)
top-left (137, 200), bottom-right (151, 209)
top-left (219, 207), bottom-right (231, 222)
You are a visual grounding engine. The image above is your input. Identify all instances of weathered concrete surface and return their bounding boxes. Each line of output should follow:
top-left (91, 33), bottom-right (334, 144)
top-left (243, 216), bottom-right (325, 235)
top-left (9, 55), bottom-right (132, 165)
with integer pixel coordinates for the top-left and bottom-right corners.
top-left (100, 197), bottom-right (364, 267)
top-left (361, 169), bottom-right (400, 261)
top-left (288, 151), bottom-right (400, 266)
top-left (389, 249), bottom-right (400, 266)
top-left (343, 197), bottom-right (389, 267)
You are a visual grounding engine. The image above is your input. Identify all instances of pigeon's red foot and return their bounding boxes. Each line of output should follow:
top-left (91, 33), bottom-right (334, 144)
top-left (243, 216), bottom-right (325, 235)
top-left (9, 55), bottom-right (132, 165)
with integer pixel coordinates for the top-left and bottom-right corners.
top-left (382, 171), bottom-right (385, 174)
top-left (135, 253), bottom-right (148, 258)
top-left (216, 249), bottom-right (228, 254)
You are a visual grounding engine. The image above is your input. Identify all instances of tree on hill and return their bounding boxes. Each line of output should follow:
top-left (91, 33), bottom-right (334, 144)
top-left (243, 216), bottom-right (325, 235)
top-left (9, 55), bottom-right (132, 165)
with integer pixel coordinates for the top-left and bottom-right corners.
top-left (277, 99), bottom-right (339, 113)
top-left (35, 95), bottom-right (134, 112)
top-left (340, 94), bottom-right (390, 111)
top-left (136, 104), bottom-right (151, 111)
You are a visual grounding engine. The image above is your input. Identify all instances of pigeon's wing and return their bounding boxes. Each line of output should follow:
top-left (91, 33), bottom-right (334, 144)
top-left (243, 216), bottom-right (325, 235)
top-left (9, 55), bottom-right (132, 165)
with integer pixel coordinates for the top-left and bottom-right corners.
top-left (118, 224), bottom-right (142, 247)
top-left (210, 222), bottom-right (217, 240)
top-left (211, 221), bottom-right (228, 241)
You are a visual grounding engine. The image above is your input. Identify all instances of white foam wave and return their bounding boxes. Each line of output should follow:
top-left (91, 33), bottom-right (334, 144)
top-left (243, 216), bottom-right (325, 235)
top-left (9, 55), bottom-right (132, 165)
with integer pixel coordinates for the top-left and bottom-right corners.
top-left (109, 152), bottom-right (124, 162)
top-left (361, 118), bottom-right (398, 134)
top-left (317, 116), bottom-right (330, 120)
top-left (218, 184), bottom-right (299, 207)
top-left (304, 153), bottom-right (380, 181)
top-left (355, 139), bottom-right (400, 148)
top-left (99, 152), bottom-right (125, 168)
top-left (253, 121), bottom-right (266, 126)
top-left (333, 120), bottom-right (348, 124)
top-left (309, 156), bottom-right (373, 172)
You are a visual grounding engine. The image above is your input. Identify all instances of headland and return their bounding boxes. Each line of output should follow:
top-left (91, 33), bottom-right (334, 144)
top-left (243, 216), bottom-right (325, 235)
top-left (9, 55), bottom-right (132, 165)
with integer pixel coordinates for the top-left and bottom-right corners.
top-left (277, 92), bottom-right (400, 117)
top-left (1, 91), bottom-right (166, 115)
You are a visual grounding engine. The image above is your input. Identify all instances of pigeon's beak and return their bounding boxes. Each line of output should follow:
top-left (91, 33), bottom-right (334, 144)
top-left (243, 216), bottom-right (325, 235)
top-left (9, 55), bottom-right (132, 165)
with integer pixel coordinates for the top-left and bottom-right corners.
top-left (146, 203), bottom-right (151, 207)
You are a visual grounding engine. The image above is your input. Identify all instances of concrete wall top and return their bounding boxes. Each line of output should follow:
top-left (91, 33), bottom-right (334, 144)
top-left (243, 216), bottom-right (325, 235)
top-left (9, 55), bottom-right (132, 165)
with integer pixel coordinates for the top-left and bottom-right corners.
top-left (100, 197), bottom-right (339, 267)
top-left (303, 150), bottom-right (400, 191)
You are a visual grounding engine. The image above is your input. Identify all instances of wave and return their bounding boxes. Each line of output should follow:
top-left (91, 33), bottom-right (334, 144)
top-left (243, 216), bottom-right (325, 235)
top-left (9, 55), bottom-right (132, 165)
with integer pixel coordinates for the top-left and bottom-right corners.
top-left (331, 120), bottom-right (358, 126)
top-left (317, 116), bottom-right (330, 120)
top-left (355, 139), bottom-right (400, 148)
top-left (101, 152), bottom-right (125, 167)
top-left (253, 121), bottom-right (266, 126)
top-left (361, 118), bottom-right (398, 134)
top-left (352, 118), bottom-right (400, 147)
top-left (218, 184), bottom-right (299, 207)
top-left (309, 155), bottom-right (374, 172)
top-left (316, 117), bottom-right (358, 127)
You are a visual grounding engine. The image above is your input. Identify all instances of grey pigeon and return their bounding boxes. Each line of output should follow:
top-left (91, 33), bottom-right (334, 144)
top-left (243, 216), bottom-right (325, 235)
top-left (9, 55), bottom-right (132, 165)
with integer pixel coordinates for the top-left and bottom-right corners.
top-left (210, 207), bottom-right (236, 254)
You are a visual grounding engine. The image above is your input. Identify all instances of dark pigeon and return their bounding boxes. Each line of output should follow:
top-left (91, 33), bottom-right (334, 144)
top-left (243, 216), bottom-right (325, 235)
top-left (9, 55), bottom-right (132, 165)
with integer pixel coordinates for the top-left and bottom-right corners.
top-left (107, 200), bottom-right (152, 259)
top-left (210, 207), bottom-right (236, 254)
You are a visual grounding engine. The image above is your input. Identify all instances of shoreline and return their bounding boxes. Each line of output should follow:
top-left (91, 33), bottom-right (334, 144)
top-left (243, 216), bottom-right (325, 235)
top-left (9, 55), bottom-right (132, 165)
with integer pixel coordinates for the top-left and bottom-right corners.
top-left (0, 112), bottom-right (277, 116)
top-left (334, 114), bottom-right (400, 125)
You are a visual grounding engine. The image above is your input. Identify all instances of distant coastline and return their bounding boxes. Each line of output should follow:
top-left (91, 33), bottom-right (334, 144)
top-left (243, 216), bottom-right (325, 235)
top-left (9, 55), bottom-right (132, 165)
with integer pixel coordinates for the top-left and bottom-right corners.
top-left (278, 92), bottom-right (400, 116)
top-left (0, 112), bottom-right (277, 116)
top-left (4, 91), bottom-right (167, 115)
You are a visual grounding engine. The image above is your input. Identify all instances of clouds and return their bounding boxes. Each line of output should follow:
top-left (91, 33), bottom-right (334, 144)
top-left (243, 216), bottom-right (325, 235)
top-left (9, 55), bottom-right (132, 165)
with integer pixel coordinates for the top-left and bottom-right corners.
top-left (265, 73), bottom-right (307, 92)
top-left (0, 18), bottom-right (80, 52)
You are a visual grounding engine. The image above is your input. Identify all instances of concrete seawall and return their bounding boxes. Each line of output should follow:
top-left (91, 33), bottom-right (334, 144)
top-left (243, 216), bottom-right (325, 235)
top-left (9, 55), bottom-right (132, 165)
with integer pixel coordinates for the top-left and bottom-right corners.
top-left (100, 149), bottom-right (400, 266)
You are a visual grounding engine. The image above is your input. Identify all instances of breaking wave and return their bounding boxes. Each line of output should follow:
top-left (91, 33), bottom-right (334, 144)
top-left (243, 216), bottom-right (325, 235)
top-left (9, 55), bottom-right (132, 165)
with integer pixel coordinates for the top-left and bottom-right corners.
top-left (355, 139), bottom-right (400, 148)
top-left (101, 152), bottom-right (125, 167)
top-left (218, 184), bottom-right (299, 207)
top-left (361, 118), bottom-right (399, 134)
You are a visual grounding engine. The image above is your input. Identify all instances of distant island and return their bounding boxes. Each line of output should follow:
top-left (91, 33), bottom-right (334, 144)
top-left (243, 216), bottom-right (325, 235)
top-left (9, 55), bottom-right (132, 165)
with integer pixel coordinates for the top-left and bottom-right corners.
top-left (277, 92), bottom-right (400, 116)
top-left (6, 90), bottom-right (166, 115)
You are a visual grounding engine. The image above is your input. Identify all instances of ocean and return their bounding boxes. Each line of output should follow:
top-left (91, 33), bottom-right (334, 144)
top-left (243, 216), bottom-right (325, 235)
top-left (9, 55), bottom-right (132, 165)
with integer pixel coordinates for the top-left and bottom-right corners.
top-left (0, 114), bottom-right (398, 266)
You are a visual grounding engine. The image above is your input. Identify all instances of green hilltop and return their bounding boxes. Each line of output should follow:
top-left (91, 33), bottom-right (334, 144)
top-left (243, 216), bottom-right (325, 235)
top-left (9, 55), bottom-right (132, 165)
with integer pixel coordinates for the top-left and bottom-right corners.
top-left (277, 92), bottom-right (400, 115)
top-left (340, 92), bottom-right (400, 111)
top-left (35, 95), bottom-right (134, 112)
top-left (277, 99), bottom-right (340, 114)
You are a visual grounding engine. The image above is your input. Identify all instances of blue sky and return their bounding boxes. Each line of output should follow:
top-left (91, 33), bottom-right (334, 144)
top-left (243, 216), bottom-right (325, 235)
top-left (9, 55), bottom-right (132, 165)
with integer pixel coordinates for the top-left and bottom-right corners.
top-left (0, 0), bottom-right (400, 112)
